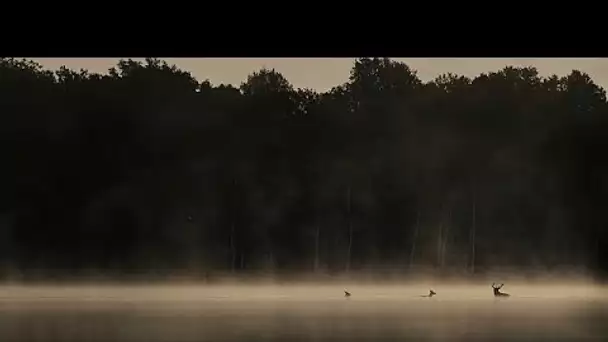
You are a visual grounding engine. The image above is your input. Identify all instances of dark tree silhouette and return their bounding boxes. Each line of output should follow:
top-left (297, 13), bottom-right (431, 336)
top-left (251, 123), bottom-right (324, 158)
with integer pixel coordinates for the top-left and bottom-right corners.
top-left (1, 57), bottom-right (608, 280)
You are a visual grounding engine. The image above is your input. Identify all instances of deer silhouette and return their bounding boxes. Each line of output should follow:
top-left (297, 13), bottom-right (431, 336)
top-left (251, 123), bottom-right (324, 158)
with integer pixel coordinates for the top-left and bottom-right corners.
top-left (344, 289), bottom-right (351, 297)
top-left (420, 289), bottom-right (436, 298)
top-left (492, 283), bottom-right (510, 297)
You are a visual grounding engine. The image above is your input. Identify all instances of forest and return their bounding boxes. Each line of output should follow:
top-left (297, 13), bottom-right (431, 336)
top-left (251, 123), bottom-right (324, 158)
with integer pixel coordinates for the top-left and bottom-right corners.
top-left (1, 57), bottom-right (607, 279)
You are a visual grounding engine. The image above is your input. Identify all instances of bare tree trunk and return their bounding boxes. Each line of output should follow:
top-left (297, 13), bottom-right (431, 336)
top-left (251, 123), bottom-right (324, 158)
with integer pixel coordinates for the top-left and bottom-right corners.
top-left (230, 222), bottom-right (236, 273)
top-left (346, 185), bottom-right (353, 273)
top-left (441, 206), bottom-right (452, 268)
top-left (437, 204), bottom-right (444, 267)
top-left (314, 223), bottom-right (320, 272)
top-left (230, 178), bottom-right (237, 273)
top-left (409, 209), bottom-right (420, 269)
top-left (268, 251), bottom-right (275, 270)
top-left (470, 192), bottom-right (477, 274)
top-left (437, 221), bottom-right (443, 267)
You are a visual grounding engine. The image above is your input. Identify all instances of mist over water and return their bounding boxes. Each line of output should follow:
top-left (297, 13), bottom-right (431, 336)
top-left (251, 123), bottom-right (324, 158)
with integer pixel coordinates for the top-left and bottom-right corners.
top-left (3, 57), bottom-right (608, 340)
top-left (0, 281), bottom-right (606, 341)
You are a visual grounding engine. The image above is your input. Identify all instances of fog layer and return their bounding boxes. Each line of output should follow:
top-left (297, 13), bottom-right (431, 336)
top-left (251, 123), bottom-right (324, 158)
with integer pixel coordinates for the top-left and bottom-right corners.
top-left (0, 283), bottom-right (606, 341)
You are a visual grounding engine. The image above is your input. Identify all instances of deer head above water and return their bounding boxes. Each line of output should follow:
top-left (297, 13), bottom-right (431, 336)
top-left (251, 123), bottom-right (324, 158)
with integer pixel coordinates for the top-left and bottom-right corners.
top-left (492, 283), bottom-right (510, 297)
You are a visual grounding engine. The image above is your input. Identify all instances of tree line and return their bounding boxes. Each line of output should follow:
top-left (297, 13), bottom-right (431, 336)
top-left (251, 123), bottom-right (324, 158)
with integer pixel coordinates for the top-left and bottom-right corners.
top-left (1, 57), bottom-right (607, 279)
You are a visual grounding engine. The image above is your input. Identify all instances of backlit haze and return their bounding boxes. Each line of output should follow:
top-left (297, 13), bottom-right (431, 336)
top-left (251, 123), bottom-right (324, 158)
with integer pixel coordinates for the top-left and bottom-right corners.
top-left (3, 57), bottom-right (608, 341)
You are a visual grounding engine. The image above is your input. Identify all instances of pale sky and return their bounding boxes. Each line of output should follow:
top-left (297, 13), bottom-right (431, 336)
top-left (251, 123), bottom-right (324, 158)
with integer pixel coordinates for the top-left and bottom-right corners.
top-left (29, 58), bottom-right (608, 92)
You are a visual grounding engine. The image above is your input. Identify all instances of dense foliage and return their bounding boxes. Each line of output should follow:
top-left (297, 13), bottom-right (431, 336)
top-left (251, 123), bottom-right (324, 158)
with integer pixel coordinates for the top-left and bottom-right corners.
top-left (2, 58), bottom-right (607, 278)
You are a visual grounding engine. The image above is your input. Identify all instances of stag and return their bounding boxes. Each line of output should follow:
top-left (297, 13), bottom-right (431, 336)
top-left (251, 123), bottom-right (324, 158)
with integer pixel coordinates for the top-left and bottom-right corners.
top-left (492, 283), bottom-right (510, 297)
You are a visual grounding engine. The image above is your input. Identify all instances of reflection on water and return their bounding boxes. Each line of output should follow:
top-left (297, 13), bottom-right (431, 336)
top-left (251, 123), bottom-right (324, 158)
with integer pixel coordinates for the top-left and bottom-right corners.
top-left (0, 284), bottom-right (606, 341)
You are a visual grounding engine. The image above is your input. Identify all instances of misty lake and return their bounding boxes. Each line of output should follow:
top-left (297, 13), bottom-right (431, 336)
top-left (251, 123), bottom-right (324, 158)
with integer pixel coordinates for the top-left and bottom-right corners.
top-left (0, 284), bottom-right (606, 341)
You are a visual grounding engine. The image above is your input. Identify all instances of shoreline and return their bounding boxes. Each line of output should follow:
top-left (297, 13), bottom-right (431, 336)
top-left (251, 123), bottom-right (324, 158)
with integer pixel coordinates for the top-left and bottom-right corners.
top-left (0, 267), bottom-right (601, 286)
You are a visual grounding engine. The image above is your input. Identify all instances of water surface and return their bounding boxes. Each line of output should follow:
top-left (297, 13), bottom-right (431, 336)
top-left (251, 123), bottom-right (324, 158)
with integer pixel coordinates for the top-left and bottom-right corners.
top-left (0, 284), bottom-right (605, 341)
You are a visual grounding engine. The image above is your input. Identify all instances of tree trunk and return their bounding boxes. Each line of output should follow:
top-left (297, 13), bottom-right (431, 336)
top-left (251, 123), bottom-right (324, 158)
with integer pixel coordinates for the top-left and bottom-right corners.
top-left (409, 209), bottom-right (420, 269)
top-left (437, 221), bottom-right (443, 267)
top-left (230, 222), bottom-right (236, 272)
top-left (268, 251), bottom-right (275, 270)
top-left (346, 185), bottom-right (353, 273)
top-left (437, 204), bottom-right (444, 267)
top-left (441, 206), bottom-right (452, 268)
top-left (470, 193), bottom-right (477, 274)
top-left (230, 178), bottom-right (237, 273)
top-left (314, 223), bottom-right (320, 272)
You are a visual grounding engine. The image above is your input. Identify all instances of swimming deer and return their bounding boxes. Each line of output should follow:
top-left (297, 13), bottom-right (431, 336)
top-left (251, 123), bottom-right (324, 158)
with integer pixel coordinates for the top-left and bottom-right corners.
top-left (420, 289), bottom-right (436, 298)
top-left (344, 289), bottom-right (351, 297)
top-left (492, 283), bottom-right (510, 297)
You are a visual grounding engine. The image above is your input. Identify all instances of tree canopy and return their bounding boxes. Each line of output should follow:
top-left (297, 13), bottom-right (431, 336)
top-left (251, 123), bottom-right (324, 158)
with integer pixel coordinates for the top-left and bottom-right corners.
top-left (1, 57), bottom-right (607, 279)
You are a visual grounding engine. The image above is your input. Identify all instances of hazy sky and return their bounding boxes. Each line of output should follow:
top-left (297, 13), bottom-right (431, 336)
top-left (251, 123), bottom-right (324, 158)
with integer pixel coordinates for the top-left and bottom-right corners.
top-left (30, 58), bottom-right (608, 91)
